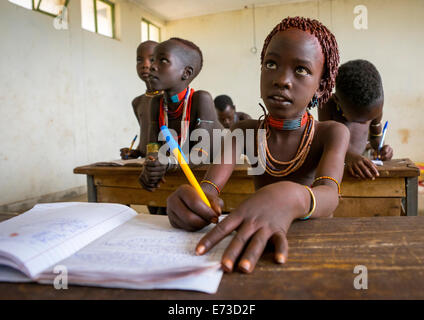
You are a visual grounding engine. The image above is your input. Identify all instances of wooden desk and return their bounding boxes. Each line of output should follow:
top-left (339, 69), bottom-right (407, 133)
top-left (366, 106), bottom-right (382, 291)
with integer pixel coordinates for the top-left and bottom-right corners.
top-left (1, 216), bottom-right (424, 299)
top-left (74, 159), bottom-right (419, 217)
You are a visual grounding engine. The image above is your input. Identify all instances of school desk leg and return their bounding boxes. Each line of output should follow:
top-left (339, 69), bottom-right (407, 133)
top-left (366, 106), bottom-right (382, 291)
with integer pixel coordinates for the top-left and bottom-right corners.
top-left (87, 175), bottom-right (98, 202)
top-left (405, 176), bottom-right (418, 216)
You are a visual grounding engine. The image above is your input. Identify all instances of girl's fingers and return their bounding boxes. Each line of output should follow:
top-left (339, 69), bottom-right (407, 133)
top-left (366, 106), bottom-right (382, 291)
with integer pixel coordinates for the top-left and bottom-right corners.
top-left (271, 232), bottom-right (289, 264)
top-left (169, 193), bottom-right (210, 230)
top-left (220, 222), bottom-right (257, 272)
top-left (238, 228), bottom-right (271, 273)
top-left (196, 213), bottom-right (242, 256)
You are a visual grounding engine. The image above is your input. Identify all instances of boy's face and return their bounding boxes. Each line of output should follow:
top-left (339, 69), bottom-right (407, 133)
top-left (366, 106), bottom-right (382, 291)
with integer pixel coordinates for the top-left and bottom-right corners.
top-left (335, 91), bottom-right (384, 123)
top-left (136, 42), bottom-right (156, 83)
top-left (149, 41), bottom-right (187, 92)
top-left (260, 29), bottom-right (324, 119)
top-left (217, 105), bottom-right (235, 128)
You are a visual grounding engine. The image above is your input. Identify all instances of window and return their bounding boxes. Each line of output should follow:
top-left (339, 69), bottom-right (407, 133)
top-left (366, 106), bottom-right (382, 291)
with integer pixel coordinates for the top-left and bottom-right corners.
top-left (9, 0), bottom-right (68, 16)
top-left (141, 19), bottom-right (160, 42)
top-left (81, 0), bottom-right (115, 38)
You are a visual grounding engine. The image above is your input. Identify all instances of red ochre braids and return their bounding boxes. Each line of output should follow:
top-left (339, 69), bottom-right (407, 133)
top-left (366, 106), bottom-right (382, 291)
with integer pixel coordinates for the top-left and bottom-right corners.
top-left (261, 16), bottom-right (340, 106)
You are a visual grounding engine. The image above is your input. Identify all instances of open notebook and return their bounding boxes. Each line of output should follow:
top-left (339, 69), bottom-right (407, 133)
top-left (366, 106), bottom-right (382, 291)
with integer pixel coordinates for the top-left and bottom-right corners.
top-left (0, 202), bottom-right (231, 294)
top-left (92, 158), bottom-right (145, 167)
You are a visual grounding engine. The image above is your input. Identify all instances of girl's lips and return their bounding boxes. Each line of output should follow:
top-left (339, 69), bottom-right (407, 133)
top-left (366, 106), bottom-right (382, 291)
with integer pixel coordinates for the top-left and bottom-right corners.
top-left (268, 95), bottom-right (292, 105)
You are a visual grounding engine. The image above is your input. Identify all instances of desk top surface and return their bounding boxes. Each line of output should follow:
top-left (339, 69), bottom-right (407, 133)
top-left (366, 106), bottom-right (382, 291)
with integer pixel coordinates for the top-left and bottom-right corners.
top-left (74, 158), bottom-right (420, 178)
top-left (1, 215), bottom-right (423, 299)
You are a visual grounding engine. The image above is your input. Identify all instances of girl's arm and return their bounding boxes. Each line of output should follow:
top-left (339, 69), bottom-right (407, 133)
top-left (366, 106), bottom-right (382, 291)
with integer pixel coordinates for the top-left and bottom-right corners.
top-left (166, 121), bottom-right (247, 230)
top-left (194, 121), bottom-right (350, 273)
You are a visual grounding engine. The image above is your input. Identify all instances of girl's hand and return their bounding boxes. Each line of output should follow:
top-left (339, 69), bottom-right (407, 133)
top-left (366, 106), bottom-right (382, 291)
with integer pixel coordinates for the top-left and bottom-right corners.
top-left (372, 145), bottom-right (393, 161)
top-left (345, 153), bottom-right (379, 180)
top-left (195, 182), bottom-right (305, 273)
top-left (167, 184), bottom-right (223, 231)
top-left (139, 155), bottom-right (167, 191)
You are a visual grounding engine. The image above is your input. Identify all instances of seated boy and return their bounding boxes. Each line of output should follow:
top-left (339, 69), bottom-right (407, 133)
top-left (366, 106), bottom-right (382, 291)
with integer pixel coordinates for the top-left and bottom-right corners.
top-left (120, 40), bottom-right (161, 160)
top-left (319, 59), bottom-right (393, 180)
top-left (167, 17), bottom-right (349, 273)
top-left (139, 37), bottom-right (223, 196)
top-left (214, 95), bottom-right (252, 128)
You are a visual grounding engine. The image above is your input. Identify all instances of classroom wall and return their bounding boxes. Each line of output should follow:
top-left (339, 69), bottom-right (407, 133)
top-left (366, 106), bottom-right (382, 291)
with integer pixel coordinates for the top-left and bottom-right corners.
top-left (163, 0), bottom-right (424, 162)
top-left (0, 0), bottom-right (164, 207)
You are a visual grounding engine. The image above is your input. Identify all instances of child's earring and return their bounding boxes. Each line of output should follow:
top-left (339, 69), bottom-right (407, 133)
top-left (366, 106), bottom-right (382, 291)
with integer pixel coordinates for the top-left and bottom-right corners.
top-left (309, 94), bottom-right (319, 109)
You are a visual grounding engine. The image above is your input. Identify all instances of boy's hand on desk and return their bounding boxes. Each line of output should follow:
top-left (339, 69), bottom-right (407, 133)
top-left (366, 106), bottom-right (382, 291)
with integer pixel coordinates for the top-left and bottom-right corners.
top-left (167, 185), bottom-right (223, 231)
top-left (372, 145), bottom-right (393, 161)
top-left (139, 155), bottom-right (167, 191)
top-left (195, 184), bottom-right (295, 274)
top-left (345, 153), bottom-right (379, 180)
top-left (120, 148), bottom-right (140, 159)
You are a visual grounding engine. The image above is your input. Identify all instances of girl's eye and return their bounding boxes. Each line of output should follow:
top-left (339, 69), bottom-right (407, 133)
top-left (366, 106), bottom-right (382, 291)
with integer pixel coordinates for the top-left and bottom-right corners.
top-left (160, 58), bottom-right (169, 63)
top-left (265, 61), bottom-right (277, 70)
top-left (295, 67), bottom-right (309, 75)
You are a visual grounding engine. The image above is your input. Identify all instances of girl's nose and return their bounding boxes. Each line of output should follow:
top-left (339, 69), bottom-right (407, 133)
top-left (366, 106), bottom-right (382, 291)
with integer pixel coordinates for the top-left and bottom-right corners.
top-left (273, 70), bottom-right (293, 90)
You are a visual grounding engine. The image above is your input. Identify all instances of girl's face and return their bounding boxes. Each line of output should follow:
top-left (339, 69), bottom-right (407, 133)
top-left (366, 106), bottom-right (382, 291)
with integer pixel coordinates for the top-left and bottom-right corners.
top-left (260, 28), bottom-right (325, 119)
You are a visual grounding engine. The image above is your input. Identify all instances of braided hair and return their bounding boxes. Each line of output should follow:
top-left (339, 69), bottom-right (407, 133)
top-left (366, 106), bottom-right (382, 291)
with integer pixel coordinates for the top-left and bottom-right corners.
top-left (261, 16), bottom-right (339, 106)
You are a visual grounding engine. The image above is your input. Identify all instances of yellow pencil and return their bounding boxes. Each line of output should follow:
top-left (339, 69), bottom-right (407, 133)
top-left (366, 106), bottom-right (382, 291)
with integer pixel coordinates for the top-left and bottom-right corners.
top-left (160, 126), bottom-right (211, 208)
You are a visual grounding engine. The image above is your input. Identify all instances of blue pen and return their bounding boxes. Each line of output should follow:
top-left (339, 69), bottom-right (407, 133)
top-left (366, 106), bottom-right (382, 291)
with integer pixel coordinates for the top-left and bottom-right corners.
top-left (377, 121), bottom-right (388, 160)
top-left (125, 134), bottom-right (138, 160)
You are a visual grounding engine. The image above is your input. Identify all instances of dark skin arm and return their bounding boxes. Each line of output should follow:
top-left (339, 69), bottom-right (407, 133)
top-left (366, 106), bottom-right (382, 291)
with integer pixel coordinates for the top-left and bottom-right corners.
top-left (167, 121), bottom-right (350, 273)
top-left (140, 91), bottom-right (223, 191)
top-left (120, 96), bottom-right (142, 159)
top-left (369, 115), bottom-right (393, 161)
top-left (319, 98), bottom-right (381, 180)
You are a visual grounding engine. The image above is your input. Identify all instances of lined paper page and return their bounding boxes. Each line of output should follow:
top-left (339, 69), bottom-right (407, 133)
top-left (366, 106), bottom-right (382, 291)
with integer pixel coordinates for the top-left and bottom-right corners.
top-left (40, 214), bottom-right (232, 289)
top-left (0, 202), bottom-right (137, 278)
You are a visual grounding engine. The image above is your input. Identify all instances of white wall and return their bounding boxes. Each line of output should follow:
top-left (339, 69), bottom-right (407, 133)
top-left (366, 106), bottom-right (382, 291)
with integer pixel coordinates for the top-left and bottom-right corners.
top-left (0, 0), bottom-right (164, 206)
top-left (164, 0), bottom-right (424, 162)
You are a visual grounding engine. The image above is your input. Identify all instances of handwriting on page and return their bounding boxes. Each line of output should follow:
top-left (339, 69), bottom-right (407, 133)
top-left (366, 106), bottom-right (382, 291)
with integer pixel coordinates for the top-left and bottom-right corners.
top-left (57, 215), bottom-right (232, 276)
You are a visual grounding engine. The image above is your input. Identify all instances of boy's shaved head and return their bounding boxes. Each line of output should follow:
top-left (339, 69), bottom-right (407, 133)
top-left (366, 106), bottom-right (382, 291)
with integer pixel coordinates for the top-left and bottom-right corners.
top-left (137, 40), bottom-right (158, 52)
top-left (168, 37), bottom-right (203, 78)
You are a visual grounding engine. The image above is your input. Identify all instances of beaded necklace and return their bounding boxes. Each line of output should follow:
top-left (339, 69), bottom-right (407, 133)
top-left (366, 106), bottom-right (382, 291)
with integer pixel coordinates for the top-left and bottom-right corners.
top-left (257, 111), bottom-right (315, 177)
top-left (159, 87), bottom-right (194, 147)
top-left (145, 90), bottom-right (162, 97)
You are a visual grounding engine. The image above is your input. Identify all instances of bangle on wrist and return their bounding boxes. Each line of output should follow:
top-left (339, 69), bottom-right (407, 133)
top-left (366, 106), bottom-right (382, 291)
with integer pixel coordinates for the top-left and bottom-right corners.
top-left (299, 186), bottom-right (316, 220)
top-left (166, 156), bottom-right (179, 172)
top-left (200, 179), bottom-right (221, 195)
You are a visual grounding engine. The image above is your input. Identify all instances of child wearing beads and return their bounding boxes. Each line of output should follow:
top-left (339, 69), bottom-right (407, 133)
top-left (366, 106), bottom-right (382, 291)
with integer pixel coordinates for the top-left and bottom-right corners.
top-left (120, 40), bottom-right (161, 160)
top-left (166, 17), bottom-right (349, 273)
top-left (139, 37), bottom-right (223, 198)
top-left (319, 59), bottom-right (393, 180)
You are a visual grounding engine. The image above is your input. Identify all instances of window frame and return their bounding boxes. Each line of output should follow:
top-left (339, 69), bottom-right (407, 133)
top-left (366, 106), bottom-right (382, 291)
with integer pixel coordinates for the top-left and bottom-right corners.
top-left (141, 18), bottom-right (161, 42)
top-left (92, 0), bottom-right (115, 38)
top-left (32, 0), bottom-right (69, 18)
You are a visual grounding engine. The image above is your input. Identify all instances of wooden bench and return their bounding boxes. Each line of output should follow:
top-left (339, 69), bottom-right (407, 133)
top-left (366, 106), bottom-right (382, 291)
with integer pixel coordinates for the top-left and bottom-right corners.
top-left (74, 158), bottom-right (419, 217)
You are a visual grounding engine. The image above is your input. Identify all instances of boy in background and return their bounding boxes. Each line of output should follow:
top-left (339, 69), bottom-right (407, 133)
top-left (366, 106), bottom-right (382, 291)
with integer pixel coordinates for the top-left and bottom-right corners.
top-left (214, 94), bottom-right (252, 129)
top-left (319, 59), bottom-right (393, 180)
top-left (139, 37), bottom-right (222, 198)
top-left (120, 40), bottom-right (161, 159)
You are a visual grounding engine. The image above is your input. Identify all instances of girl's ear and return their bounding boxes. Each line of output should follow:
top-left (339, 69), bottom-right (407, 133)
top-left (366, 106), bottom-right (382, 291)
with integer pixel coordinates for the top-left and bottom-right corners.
top-left (182, 66), bottom-right (194, 80)
top-left (315, 79), bottom-right (327, 98)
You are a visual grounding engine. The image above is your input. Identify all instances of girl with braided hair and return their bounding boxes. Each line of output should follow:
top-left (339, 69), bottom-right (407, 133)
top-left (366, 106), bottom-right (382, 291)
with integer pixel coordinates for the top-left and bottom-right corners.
top-left (167, 17), bottom-right (350, 273)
